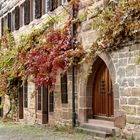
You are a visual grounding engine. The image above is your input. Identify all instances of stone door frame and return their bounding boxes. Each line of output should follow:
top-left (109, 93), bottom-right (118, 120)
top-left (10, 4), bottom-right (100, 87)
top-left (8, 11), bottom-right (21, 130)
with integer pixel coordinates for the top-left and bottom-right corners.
top-left (78, 52), bottom-right (120, 123)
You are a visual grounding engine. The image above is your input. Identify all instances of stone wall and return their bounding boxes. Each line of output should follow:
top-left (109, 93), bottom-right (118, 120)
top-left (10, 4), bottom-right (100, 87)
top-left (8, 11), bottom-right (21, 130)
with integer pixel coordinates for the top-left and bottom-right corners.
top-left (1, 0), bottom-right (140, 136)
top-left (76, 0), bottom-right (140, 138)
top-left (0, 0), bottom-right (71, 125)
top-left (111, 44), bottom-right (140, 124)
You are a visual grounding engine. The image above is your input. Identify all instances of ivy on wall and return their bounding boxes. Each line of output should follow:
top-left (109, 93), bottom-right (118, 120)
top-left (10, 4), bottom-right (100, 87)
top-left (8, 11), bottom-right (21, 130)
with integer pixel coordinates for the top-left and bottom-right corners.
top-left (0, 0), bottom-right (83, 118)
top-left (0, 0), bottom-right (140, 118)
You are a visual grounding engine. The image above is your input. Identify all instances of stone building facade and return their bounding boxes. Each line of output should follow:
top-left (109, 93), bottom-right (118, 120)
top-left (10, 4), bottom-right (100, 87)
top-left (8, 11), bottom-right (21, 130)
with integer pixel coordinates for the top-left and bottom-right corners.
top-left (0, 0), bottom-right (140, 138)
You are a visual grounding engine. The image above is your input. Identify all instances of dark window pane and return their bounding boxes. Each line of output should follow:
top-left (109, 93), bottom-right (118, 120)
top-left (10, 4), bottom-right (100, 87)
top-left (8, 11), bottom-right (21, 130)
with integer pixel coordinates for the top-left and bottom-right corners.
top-left (1, 18), bottom-right (4, 36)
top-left (35, 0), bottom-right (42, 19)
top-left (61, 74), bottom-right (68, 104)
top-left (24, 81), bottom-right (28, 108)
top-left (49, 0), bottom-right (59, 11)
top-left (37, 87), bottom-right (41, 110)
top-left (8, 13), bottom-right (11, 32)
top-left (24, 0), bottom-right (30, 25)
top-left (49, 92), bottom-right (54, 112)
top-left (15, 6), bottom-right (20, 30)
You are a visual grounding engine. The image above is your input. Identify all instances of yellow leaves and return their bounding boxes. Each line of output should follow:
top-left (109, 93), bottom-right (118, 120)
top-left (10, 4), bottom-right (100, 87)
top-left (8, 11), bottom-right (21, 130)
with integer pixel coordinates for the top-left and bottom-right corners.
top-left (69, 0), bottom-right (75, 5)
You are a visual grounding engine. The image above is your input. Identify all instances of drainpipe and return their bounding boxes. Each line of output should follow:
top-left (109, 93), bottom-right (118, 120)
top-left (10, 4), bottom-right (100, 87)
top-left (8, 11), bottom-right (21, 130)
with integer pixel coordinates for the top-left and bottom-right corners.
top-left (71, 4), bottom-right (76, 128)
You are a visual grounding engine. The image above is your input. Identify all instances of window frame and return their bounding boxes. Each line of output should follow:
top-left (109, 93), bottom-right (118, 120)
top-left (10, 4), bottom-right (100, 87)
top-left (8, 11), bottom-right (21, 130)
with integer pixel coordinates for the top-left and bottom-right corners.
top-left (49, 92), bottom-right (54, 113)
top-left (7, 12), bottom-right (11, 32)
top-left (23, 80), bottom-right (28, 108)
top-left (24, 0), bottom-right (30, 25)
top-left (61, 74), bottom-right (68, 104)
top-left (37, 86), bottom-right (42, 111)
top-left (15, 6), bottom-right (20, 30)
top-left (1, 18), bottom-right (4, 36)
top-left (35, 0), bottom-right (42, 19)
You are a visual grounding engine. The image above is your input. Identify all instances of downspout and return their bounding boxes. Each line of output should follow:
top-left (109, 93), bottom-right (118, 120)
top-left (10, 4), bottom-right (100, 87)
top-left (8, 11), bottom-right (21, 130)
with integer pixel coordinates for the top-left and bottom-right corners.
top-left (71, 4), bottom-right (76, 127)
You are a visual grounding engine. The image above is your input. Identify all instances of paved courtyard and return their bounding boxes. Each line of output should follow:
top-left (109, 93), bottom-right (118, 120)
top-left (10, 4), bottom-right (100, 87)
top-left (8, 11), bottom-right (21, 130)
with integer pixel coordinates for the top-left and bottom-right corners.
top-left (0, 122), bottom-right (98, 140)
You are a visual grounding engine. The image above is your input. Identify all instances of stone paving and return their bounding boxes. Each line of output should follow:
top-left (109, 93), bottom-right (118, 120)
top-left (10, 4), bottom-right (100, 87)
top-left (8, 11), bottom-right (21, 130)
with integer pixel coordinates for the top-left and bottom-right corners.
top-left (0, 122), bottom-right (98, 140)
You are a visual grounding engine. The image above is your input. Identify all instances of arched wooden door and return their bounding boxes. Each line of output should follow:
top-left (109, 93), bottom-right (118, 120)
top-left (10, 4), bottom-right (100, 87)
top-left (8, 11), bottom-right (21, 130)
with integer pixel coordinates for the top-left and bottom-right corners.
top-left (93, 60), bottom-right (114, 117)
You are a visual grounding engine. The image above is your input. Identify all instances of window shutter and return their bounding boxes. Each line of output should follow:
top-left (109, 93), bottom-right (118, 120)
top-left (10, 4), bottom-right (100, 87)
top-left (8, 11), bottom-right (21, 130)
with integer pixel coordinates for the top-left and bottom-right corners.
top-left (49, 0), bottom-right (53, 11)
top-left (8, 13), bottom-right (11, 32)
top-left (49, 92), bottom-right (54, 112)
top-left (58, 0), bottom-right (62, 6)
top-left (37, 87), bottom-right (42, 110)
top-left (15, 6), bottom-right (20, 30)
top-left (1, 18), bottom-right (4, 36)
top-left (35, 0), bottom-right (42, 19)
top-left (53, 0), bottom-right (58, 9)
top-left (49, 0), bottom-right (59, 11)
top-left (24, 0), bottom-right (30, 25)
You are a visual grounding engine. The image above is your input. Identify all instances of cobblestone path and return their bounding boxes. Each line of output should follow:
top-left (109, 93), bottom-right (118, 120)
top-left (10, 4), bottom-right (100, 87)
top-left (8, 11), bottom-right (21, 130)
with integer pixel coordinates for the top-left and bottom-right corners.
top-left (0, 122), bottom-right (97, 140)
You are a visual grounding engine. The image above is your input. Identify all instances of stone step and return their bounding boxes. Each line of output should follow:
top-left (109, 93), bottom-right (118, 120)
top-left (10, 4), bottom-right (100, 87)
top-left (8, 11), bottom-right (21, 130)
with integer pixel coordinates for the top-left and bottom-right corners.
top-left (88, 119), bottom-right (114, 126)
top-left (80, 123), bottom-right (116, 135)
top-left (76, 127), bottom-right (112, 138)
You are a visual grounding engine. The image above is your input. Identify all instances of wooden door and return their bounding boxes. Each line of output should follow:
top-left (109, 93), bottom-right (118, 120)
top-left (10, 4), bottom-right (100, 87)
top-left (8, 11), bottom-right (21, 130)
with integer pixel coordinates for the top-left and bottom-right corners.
top-left (36, 86), bottom-right (48, 124)
top-left (93, 61), bottom-right (114, 117)
top-left (42, 86), bottom-right (48, 124)
top-left (18, 80), bottom-right (24, 119)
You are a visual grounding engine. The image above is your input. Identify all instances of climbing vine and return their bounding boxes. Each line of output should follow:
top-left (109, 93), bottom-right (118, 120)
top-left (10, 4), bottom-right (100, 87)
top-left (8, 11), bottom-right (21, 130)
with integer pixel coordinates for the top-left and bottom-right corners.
top-left (92, 0), bottom-right (140, 50)
top-left (0, 0), bottom-right (140, 118)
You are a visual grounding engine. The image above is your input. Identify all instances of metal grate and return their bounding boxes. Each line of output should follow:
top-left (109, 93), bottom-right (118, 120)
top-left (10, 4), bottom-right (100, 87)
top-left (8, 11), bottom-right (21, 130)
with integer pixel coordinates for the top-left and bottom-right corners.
top-left (100, 79), bottom-right (105, 95)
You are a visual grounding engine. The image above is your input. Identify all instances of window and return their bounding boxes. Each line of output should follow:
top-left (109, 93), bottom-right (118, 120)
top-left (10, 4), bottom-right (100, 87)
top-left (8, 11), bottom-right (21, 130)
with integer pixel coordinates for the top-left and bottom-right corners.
top-left (23, 80), bottom-right (28, 108)
top-left (8, 13), bottom-right (11, 32)
top-left (37, 87), bottom-right (42, 110)
top-left (1, 18), bottom-right (4, 36)
top-left (20, 4), bottom-right (24, 27)
top-left (61, 74), bottom-right (68, 104)
top-left (15, 6), bottom-right (20, 30)
top-left (35, 0), bottom-right (42, 19)
top-left (24, 0), bottom-right (30, 25)
top-left (62, 0), bottom-right (67, 4)
top-left (30, 0), bottom-right (34, 21)
top-left (49, 0), bottom-right (61, 12)
top-left (49, 92), bottom-right (54, 112)
top-left (11, 11), bottom-right (15, 31)
top-left (42, 0), bottom-right (46, 15)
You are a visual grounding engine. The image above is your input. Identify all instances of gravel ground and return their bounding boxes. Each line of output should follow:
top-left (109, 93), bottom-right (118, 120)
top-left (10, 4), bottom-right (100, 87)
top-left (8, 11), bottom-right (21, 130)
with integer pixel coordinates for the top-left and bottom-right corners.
top-left (0, 122), bottom-right (98, 140)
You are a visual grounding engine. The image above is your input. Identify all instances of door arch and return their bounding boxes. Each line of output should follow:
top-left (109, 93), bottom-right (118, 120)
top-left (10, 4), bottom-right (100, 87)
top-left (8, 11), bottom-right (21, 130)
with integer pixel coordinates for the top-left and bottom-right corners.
top-left (93, 59), bottom-right (114, 118)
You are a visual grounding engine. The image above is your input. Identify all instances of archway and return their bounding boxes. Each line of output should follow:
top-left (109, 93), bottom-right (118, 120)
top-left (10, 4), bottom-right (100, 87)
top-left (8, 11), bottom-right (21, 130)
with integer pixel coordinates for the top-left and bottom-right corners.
top-left (78, 52), bottom-right (119, 123)
top-left (93, 58), bottom-right (114, 118)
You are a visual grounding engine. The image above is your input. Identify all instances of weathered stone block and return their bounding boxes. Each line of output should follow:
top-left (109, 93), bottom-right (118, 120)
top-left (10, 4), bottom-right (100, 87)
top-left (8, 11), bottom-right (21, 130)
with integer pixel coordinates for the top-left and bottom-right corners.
top-left (87, 30), bottom-right (98, 44)
top-left (121, 106), bottom-right (136, 115)
top-left (126, 65), bottom-right (136, 77)
top-left (82, 21), bottom-right (92, 32)
top-left (117, 68), bottom-right (125, 79)
top-left (136, 65), bottom-right (140, 76)
top-left (132, 88), bottom-right (140, 96)
top-left (79, 97), bottom-right (86, 108)
top-left (114, 114), bottom-right (126, 129)
top-left (113, 83), bottom-right (119, 98)
top-left (120, 88), bottom-right (132, 96)
top-left (118, 59), bottom-right (127, 67)
top-left (128, 98), bottom-right (140, 106)
top-left (128, 57), bottom-right (136, 64)
top-left (120, 97), bottom-right (128, 105)
top-left (127, 115), bottom-right (140, 124)
top-left (135, 78), bottom-right (140, 87)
